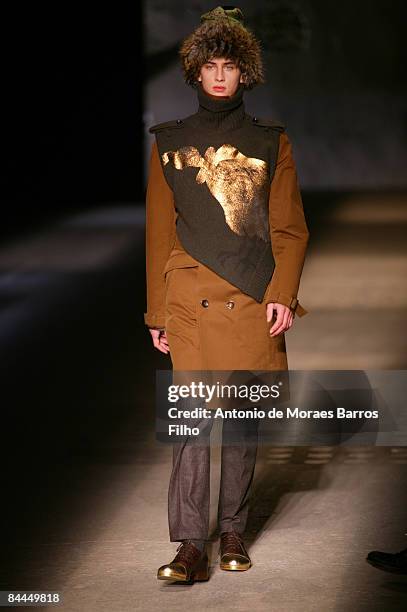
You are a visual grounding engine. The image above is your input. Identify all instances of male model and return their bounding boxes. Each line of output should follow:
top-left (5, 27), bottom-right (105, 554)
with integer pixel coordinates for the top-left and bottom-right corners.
top-left (144, 6), bottom-right (309, 583)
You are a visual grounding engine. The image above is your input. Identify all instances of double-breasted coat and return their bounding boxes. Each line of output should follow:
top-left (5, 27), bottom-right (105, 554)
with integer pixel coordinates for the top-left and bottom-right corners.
top-left (144, 130), bottom-right (309, 372)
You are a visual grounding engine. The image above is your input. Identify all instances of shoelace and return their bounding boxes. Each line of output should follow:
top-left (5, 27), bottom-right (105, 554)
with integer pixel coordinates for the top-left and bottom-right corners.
top-left (221, 531), bottom-right (246, 555)
top-left (174, 541), bottom-right (201, 565)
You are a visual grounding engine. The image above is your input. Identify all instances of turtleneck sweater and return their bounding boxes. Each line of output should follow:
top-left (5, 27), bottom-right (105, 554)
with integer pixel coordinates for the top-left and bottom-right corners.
top-left (149, 86), bottom-right (284, 303)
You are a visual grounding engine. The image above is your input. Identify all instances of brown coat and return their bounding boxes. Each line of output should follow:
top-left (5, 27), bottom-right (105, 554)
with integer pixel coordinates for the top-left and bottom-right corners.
top-left (144, 132), bottom-right (310, 370)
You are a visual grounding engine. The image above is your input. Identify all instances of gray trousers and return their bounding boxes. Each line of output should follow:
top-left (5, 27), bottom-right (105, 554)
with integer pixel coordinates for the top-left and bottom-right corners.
top-left (167, 411), bottom-right (260, 542)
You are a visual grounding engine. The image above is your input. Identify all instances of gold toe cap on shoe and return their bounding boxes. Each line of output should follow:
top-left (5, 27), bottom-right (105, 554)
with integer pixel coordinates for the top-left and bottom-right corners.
top-left (157, 562), bottom-right (188, 581)
top-left (220, 553), bottom-right (251, 571)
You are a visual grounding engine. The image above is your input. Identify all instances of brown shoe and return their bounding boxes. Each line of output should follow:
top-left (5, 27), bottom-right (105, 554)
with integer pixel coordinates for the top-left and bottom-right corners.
top-left (219, 531), bottom-right (251, 571)
top-left (157, 540), bottom-right (209, 582)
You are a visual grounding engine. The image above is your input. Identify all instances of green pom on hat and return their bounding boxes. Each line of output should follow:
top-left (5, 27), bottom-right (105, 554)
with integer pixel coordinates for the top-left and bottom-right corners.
top-left (200, 6), bottom-right (245, 26)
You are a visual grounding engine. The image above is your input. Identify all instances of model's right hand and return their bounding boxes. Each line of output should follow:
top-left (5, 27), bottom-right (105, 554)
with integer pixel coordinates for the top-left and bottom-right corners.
top-left (149, 329), bottom-right (170, 354)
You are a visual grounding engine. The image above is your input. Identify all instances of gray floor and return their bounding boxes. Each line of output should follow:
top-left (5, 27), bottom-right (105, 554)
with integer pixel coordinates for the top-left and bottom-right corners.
top-left (7, 445), bottom-right (407, 612)
top-left (1, 195), bottom-right (407, 611)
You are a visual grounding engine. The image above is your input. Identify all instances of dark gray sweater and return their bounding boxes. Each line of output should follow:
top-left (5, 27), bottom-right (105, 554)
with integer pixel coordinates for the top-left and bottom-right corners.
top-left (149, 83), bottom-right (284, 302)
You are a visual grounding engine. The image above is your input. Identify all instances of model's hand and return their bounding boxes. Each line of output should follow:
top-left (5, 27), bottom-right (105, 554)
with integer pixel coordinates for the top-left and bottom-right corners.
top-left (266, 303), bottom-right (293, 336)
top-left (149, 329), bottom-right (170, 354)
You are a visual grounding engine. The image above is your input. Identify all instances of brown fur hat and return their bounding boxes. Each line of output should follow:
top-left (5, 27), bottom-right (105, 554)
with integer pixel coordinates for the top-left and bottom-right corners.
top-left (179, 6), bottom-right (264, 90)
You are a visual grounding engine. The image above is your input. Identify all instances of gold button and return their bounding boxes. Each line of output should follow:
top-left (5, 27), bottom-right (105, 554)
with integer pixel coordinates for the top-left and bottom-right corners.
top-left (226, 300), bottom-right (235, 310)
top-left (201, 299), bottom-right (209, 308)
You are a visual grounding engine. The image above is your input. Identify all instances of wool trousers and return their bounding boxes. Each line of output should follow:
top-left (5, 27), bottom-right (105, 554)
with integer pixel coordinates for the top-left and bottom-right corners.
top-left (168, 407), bottom-right (260, 542)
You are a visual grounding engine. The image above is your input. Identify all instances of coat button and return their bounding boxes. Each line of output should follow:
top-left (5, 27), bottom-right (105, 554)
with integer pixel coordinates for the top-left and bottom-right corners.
top-left (176, 119), bottom-right (183, 124)
top-left (226, 300), bottom-right (235, 309)
top-left (253, 117), bottom-right (258, 123)
top-left (201, 299), bottom-right (209, 308)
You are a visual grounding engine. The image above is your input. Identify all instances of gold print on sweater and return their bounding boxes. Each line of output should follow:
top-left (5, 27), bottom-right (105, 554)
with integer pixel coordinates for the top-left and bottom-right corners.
top-left (162, 145), bottom-right (270, 241)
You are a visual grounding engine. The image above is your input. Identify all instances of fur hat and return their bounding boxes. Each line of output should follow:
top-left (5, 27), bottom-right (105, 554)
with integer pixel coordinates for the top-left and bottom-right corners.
top-left (179, 6), bottom-right (264, 90)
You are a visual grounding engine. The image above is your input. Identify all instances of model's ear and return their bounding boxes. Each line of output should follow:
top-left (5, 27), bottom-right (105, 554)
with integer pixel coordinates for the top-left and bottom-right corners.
top-left (239, 73), bottom-right (246, 84)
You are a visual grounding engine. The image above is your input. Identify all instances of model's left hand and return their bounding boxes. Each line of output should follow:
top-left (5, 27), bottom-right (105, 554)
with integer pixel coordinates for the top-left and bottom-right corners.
top-left (266, 302), bottom-right (294, 336)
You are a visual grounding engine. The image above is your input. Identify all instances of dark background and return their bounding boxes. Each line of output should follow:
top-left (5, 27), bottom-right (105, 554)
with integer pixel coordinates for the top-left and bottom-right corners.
top-left (1, 2), bottom-right (143, 237)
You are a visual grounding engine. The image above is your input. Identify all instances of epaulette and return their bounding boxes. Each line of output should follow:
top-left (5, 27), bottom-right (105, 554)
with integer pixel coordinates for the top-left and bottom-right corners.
top-left (148, 119), bottom-right (185, 134)
top-left (251, 116), bottom-right (286, 132)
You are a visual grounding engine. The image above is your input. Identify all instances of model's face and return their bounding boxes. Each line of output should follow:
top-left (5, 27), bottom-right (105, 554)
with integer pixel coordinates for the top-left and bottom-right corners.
top-left (198, 57), bottom-right (244, 97)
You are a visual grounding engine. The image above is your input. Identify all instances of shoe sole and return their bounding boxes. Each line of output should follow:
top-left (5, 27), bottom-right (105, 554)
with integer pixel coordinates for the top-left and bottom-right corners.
top-left (366, 558), bottom-right (407, 574)
top-left (157, 572), bottom-right (209, 582)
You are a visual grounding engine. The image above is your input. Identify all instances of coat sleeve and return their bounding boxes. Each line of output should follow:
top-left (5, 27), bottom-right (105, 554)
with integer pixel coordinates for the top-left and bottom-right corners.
top-left (144, 140), bottom-right (177, 329)
top-left (263, 132), bottom-right (310, 317)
